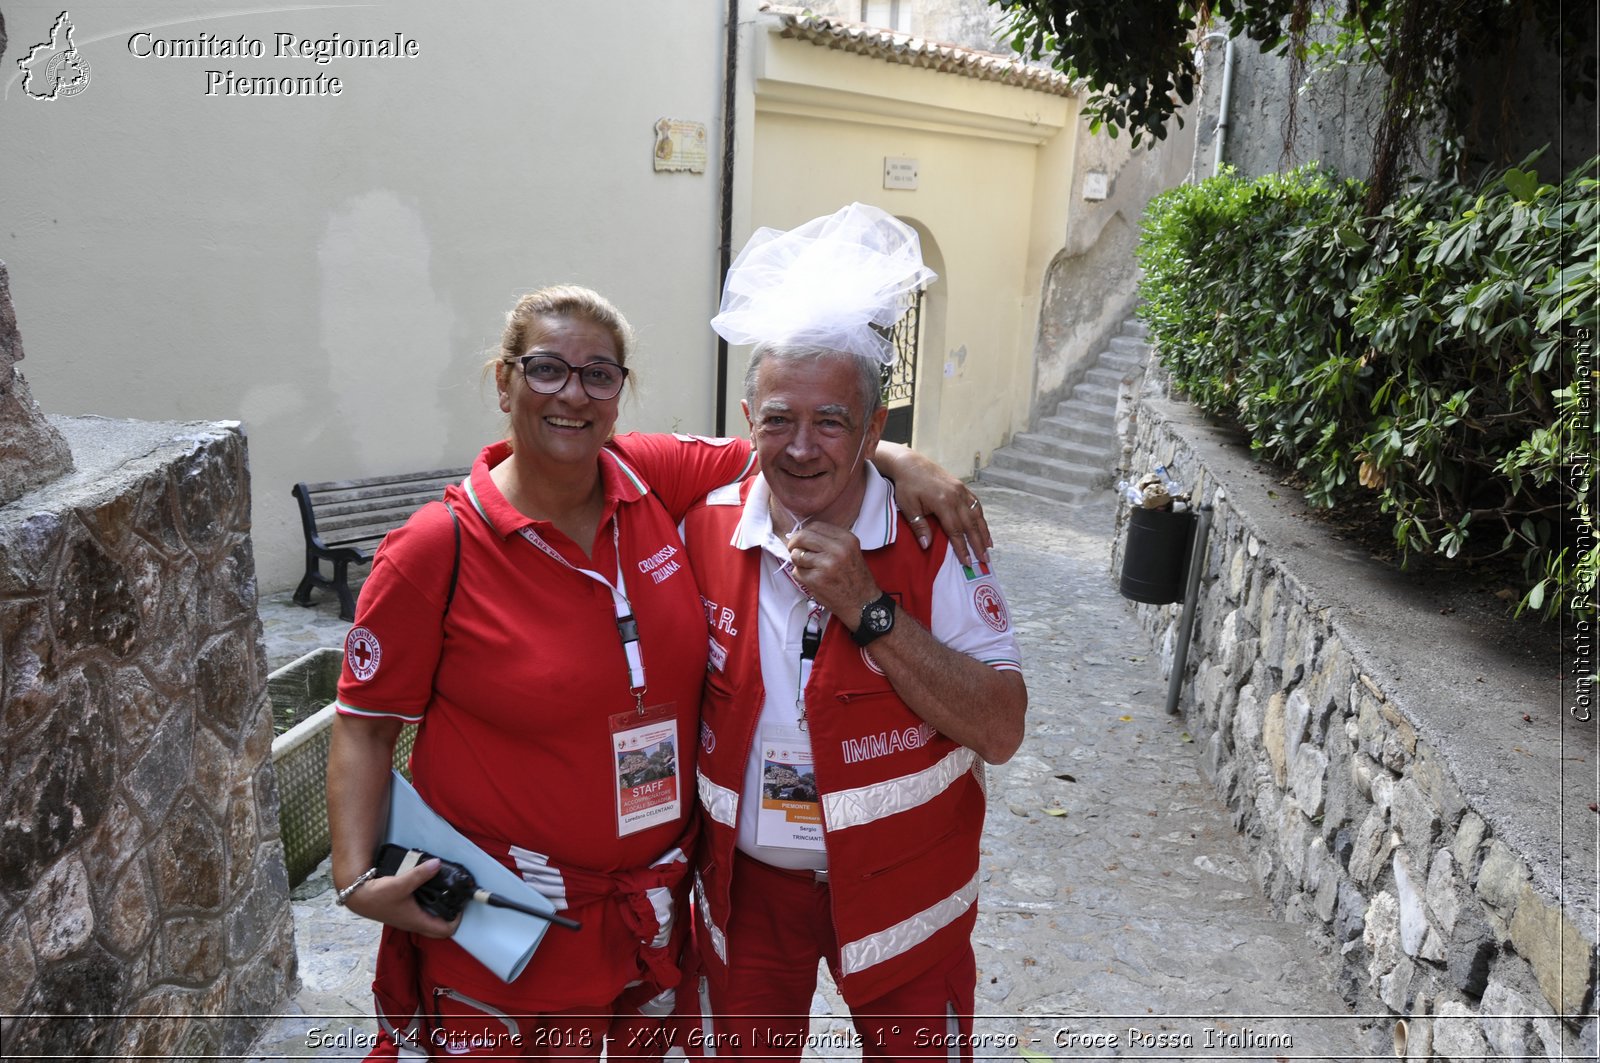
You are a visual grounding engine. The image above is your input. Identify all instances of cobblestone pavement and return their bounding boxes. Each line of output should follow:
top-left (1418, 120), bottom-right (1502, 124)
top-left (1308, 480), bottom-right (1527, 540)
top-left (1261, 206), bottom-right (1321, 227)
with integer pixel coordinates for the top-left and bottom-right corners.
top-left (248, 487), bottom-right (1384, 1061)
top-left (260, 585), bottom-right (359, 674)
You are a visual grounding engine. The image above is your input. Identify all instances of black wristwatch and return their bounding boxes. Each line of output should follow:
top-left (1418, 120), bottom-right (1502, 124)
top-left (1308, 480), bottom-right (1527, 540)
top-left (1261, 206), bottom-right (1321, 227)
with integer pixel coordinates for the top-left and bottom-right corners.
top-left (851, 592), bottom-right (896, 647)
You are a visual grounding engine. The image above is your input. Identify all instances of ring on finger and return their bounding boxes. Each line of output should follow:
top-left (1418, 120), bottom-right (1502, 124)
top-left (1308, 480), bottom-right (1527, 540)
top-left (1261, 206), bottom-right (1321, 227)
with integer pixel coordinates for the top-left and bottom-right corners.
top-left (795, 549), bottom-right (807, 563)
top-left (909, 514), bottom-right (926, 523)
top-left (968, 498), bottom-right (981, 510)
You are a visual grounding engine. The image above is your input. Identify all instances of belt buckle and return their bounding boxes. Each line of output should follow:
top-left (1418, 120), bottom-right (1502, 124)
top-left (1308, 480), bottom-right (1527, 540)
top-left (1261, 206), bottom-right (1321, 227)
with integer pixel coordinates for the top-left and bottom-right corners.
top-left (814, 869), bottom-right (829, 884)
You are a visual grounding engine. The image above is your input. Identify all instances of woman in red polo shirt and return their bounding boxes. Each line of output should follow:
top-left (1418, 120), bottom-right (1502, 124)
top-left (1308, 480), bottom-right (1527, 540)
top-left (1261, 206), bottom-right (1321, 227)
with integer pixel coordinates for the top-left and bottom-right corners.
top-left (325, 286), bottom-right (986, 1060)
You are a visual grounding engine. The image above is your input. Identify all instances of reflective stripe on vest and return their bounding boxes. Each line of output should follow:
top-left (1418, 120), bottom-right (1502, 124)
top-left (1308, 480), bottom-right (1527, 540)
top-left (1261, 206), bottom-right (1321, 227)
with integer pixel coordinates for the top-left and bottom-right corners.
top-left (838, 870), bottom-right (979, 977)
top-left (822, 746), bottom-right (978, 832)
top-left (695, 870), bottom-right (728, 962)
top-left (697, 769), bottom-right (739, 829)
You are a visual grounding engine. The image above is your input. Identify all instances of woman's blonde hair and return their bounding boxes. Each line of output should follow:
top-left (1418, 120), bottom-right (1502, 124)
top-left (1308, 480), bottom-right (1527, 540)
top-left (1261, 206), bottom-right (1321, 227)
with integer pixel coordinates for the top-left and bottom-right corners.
top-left (486, 284), bottom-right (636, 393)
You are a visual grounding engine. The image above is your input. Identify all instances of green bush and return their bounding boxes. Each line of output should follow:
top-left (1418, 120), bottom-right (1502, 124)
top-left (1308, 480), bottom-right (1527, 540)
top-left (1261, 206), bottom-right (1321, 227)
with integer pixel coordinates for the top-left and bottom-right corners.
top-left (1137, 158), bottom-right (1598, 622)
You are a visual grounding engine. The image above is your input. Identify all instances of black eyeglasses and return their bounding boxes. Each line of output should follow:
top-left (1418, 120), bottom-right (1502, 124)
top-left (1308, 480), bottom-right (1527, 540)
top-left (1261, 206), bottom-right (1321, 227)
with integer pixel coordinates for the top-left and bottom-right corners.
top-left (513, 354), bottom-right (629, 400)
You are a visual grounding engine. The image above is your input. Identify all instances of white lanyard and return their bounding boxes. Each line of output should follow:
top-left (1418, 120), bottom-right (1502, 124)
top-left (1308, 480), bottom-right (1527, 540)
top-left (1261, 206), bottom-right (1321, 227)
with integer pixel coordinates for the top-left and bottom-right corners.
top-left (518, 518), bottom-right (648, 711)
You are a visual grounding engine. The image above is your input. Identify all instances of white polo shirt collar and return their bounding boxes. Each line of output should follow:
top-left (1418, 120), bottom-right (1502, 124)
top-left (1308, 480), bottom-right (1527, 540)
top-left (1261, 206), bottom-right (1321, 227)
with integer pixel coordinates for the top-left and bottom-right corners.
top-left (730, 462), bottom-right (900, 556)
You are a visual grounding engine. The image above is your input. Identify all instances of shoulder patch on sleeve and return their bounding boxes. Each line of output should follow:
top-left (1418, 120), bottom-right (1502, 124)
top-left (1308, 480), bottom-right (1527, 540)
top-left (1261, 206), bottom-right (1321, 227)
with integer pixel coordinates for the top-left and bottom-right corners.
top-left (345, 626), bottom-right (383, 681)
top-left (972, 584), bottom-right (1010, 633)
top-left (960, 559), bottom-right (993, 582)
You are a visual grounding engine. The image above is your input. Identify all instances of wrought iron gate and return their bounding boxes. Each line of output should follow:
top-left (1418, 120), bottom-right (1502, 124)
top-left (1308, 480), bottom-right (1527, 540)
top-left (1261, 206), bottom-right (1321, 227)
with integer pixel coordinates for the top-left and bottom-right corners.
top-left (880, 289), bottom-right (923, 445)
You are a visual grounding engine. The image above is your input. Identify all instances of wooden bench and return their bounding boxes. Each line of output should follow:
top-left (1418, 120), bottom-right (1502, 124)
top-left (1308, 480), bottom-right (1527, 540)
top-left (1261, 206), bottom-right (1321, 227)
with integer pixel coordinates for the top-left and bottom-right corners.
top-left (291, 467), bottom-right (469, 621)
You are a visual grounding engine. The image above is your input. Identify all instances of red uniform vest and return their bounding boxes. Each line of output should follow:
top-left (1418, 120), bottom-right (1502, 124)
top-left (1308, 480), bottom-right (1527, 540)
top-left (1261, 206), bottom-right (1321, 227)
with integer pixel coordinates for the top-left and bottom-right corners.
top-left (684, 479), bottom-right (987, 1006)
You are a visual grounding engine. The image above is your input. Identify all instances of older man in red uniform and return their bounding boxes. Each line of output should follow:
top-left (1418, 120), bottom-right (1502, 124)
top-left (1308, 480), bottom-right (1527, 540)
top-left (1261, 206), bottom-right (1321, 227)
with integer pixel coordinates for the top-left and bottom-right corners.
top-left (682, 281), bottom-right (1028, 1057)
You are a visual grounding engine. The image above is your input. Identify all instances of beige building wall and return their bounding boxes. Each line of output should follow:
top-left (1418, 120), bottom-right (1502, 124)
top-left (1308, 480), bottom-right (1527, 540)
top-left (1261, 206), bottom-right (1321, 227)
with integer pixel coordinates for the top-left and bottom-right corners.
top-left (786, 1), bottom-right (1203, 433)
top-left (730, 11), bottom-right (1078, 475)
top-left (1, 0), bottom-right (730, 593)
top-left (1030, 111), bottom-right (1198, 419)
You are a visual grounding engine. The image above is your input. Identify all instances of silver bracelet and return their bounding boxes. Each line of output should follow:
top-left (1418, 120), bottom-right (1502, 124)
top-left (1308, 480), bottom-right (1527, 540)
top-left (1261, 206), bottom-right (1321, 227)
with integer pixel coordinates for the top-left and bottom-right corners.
top-left (335, 867), bottom-right (378, 907)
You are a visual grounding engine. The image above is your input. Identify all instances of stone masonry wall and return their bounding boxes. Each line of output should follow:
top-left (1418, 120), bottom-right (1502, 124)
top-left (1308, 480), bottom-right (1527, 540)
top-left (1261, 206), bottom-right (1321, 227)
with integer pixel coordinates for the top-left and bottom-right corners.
top-left (0, 262), bottom-right (74, 504)
top-left (0, 416), bottom-right (296, 1059)
top-left (1112, 397), bottom-right (1597, 1061)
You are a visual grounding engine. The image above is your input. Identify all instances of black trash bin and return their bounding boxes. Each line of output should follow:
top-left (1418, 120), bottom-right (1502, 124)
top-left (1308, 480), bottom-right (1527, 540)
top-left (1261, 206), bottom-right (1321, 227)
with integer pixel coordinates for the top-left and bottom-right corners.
top-left (1119, 506), bottom-right (1197, 605)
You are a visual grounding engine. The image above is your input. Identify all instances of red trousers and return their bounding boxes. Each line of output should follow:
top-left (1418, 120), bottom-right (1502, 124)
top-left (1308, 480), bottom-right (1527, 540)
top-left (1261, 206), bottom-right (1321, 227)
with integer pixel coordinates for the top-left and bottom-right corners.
top-left (365, 963), bottom-right (674, 1061)
top-left (693, 852), bottom-right (977, 1062)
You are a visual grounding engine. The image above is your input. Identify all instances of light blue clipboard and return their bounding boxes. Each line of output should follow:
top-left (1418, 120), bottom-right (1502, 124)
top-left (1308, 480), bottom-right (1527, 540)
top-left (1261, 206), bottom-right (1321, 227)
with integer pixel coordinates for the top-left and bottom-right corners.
top-left (384, 770), bottom-right (556, 982)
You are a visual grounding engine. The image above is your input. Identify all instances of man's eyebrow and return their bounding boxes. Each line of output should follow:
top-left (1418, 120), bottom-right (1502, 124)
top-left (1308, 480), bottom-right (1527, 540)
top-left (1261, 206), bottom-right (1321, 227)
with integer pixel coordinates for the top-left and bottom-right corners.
top-left (816, 403), bottom-right (851, 418)
top-left (755, 399), bottom-right (793, 416)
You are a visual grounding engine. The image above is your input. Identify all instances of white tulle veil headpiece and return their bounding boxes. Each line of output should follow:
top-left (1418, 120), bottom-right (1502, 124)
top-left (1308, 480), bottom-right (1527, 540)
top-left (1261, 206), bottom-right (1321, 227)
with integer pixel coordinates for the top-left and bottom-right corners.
top-left (710, 203), bottom-right (937, 366)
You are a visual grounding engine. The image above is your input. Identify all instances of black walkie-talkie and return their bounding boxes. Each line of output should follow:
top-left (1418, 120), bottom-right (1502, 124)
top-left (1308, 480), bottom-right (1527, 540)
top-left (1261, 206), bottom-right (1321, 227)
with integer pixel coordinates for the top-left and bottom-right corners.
top-left (374, 844), bottom-right (581, 930)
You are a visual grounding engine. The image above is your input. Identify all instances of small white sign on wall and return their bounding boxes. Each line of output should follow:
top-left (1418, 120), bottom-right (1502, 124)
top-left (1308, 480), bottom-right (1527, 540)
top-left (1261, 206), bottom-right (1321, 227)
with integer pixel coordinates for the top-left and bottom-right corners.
top-left (883, 156), bottom-right (919, 190)
top-left (1083, 171), bottom-right (1109, 200)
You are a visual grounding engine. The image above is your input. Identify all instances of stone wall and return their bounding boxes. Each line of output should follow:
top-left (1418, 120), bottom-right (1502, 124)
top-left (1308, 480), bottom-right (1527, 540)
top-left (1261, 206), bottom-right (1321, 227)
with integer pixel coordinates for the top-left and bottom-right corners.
top-left (1188, 20), bottom-right (1388, 184)
top-left (0, 262), bottom-right (74, 504)
top-left (1186, 5), bottom-right (1596, 187)
top-left (1027, 130), bottom-right (1194, 426)
top-left (1112, 396), bottom-right (1597, 1061)
top-left (0, 416), bottom-right (296, 1059)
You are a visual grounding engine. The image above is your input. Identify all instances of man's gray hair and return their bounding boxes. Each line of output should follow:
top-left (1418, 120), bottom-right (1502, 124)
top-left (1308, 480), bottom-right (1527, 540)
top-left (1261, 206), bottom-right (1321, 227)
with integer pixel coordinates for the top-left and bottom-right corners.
top-left (743, 343), bottom-right (884, 419)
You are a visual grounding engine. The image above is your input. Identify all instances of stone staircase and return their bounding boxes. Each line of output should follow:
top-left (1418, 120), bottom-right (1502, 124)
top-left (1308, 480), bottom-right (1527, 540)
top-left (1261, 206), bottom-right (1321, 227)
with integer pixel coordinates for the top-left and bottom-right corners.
top-left (980, 316), bottom-right (1152, 503)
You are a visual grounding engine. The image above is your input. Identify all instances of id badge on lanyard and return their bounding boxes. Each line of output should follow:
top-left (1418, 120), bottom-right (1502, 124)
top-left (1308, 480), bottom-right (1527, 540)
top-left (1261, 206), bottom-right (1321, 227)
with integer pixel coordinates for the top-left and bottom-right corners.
top-left (520, 520), bottom-right (679, 838)
top-left (610, 701), bottom-right (682, 837)
top-left (754, 596), bottom-right (827, 850)
top-left (755, 725), bottom-right (825, 851)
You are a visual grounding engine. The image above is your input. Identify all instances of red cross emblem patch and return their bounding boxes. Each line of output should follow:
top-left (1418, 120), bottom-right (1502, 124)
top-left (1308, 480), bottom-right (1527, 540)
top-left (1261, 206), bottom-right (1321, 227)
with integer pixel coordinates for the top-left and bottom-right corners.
top-left (345, 626), bottom-right (382, 682)
top-left (973, 585), bottom-right (1009, 633)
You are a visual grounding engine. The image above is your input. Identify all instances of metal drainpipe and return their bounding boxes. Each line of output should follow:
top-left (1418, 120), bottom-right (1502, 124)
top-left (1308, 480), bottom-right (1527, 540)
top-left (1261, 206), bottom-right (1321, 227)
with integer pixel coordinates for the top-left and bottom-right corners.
top-left (1213, 36), bottom-right (1236, 175)
top-left (1190, 31), bottom-right (1235, 182)
top-left (1164, 495), bottom-right (1217, 716)
top-left (714, 0), bottom-right (739, 436)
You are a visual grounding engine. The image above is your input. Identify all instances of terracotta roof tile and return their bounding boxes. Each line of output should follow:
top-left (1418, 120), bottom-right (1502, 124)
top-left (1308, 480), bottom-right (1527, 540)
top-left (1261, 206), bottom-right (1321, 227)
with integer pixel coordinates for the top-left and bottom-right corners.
top-left (761, 4), bottom-right (1076, 98)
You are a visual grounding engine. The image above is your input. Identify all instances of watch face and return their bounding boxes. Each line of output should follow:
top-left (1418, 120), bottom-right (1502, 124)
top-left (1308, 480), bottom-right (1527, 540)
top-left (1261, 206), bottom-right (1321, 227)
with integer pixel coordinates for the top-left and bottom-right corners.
top-left (853, 594), bottom-right (895, 646)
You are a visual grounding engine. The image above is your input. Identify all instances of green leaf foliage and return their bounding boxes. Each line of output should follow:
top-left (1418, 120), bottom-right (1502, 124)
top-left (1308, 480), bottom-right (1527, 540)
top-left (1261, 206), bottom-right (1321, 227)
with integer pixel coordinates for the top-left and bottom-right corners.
top-left (1137, 157), bottom-right (1598, 622)
top-left (984, 0), bottom-right (1299, 148)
